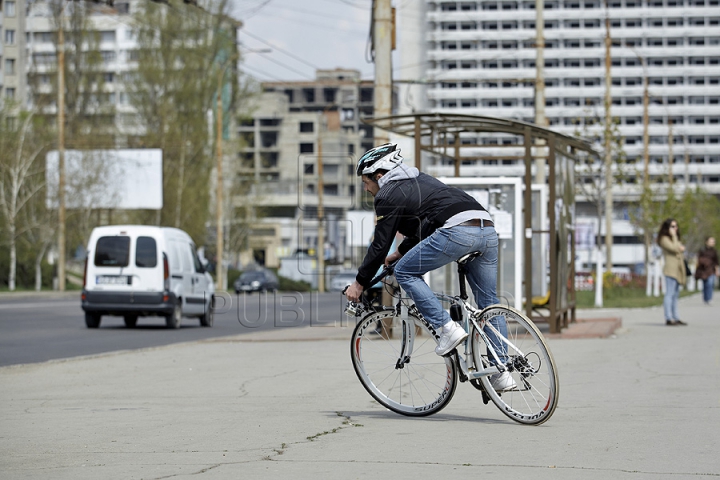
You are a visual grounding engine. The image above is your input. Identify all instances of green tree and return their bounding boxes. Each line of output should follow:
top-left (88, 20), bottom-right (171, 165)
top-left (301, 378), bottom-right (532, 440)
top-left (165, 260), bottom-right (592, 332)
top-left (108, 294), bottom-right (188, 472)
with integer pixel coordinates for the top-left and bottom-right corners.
top-left (124, 0), bottom-right (239, 243)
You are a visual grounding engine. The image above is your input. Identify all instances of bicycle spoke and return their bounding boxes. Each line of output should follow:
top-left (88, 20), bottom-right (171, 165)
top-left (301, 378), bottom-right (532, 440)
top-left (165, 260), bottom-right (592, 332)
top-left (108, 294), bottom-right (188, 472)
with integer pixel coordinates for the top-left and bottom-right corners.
top-left (472, 305), bottom-right (559, 425)
top-left (351, 311), bottom-right (457, 417)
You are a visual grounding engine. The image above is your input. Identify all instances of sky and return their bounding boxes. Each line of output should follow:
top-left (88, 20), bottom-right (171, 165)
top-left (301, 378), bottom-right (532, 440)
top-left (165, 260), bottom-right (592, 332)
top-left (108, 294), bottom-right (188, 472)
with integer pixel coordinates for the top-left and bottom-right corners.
top-left (230, 0), bottom-right (375, 82)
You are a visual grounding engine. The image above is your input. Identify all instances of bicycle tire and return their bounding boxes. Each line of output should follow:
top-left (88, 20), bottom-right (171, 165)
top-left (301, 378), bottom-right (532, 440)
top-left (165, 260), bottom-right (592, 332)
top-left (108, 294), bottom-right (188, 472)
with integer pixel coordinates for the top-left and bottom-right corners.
top-left (351, 309), bottom-right (458, 417)
top-left (471, 305), bottom-right (559, 425)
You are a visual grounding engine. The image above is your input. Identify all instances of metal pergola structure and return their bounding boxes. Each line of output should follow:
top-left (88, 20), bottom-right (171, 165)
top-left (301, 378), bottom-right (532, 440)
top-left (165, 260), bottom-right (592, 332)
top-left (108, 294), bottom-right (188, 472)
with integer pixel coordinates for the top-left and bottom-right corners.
top-left (363, 113), bottom-right (599, 333)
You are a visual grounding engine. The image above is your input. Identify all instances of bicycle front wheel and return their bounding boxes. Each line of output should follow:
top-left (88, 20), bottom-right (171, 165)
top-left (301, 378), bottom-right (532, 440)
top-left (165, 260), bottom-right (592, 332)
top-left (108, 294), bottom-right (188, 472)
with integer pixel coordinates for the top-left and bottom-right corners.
top-left (471, 305), bottom-right (559, 425)
top-left (351, 309), bottom-right (457, 417)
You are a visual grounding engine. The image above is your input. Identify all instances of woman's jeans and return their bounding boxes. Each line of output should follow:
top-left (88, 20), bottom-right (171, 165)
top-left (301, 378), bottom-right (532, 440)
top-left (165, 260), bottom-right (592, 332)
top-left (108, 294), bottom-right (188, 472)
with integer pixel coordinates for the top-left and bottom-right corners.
top-left (394, 225), bottom-right (508, 362)
top-left (663, 276), bottom-right (680, 321)
top-left (703, 275), bottom-right (716, 303)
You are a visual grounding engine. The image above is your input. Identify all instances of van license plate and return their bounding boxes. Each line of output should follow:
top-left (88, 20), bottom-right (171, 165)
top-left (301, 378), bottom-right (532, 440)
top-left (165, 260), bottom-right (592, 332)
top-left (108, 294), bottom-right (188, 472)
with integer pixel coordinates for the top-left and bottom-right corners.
top-left (96, 275), bottom-right (131, 285)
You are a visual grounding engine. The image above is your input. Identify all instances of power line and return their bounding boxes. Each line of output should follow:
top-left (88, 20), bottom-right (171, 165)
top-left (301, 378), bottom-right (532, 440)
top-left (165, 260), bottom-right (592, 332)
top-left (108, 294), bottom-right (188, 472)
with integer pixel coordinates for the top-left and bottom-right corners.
top-left (325, 0), bottom-right (372, 10)
top-left (239, 29), bottom-right (322, 71)
top-left (250, 51), bottom-right (315, 79)
top-left (258, 2), bottom-right (369, 26)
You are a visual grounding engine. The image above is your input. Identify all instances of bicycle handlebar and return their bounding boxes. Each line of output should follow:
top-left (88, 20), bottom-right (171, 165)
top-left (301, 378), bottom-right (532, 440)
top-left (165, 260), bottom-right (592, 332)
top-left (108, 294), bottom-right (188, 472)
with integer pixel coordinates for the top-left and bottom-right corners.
top-left (341, 260), bottom-right (398, 297)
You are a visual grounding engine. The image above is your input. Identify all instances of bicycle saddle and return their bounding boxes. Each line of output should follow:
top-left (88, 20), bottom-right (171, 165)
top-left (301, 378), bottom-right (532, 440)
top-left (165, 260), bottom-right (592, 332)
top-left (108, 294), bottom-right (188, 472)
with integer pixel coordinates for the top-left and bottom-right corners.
top-left (457, 251), bottom-right (481, 265)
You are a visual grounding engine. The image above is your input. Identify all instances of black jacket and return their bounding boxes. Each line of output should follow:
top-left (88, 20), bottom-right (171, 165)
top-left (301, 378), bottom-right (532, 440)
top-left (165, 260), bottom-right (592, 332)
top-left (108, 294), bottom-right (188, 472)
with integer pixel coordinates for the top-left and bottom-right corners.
top-left (356, 172), bottom-right (486, 288)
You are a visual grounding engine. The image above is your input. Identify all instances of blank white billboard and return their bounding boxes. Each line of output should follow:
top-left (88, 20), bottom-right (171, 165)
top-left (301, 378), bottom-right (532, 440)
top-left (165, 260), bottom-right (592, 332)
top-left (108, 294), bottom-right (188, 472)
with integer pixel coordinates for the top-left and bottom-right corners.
top-left (46, 149), bottom-right (163, 210)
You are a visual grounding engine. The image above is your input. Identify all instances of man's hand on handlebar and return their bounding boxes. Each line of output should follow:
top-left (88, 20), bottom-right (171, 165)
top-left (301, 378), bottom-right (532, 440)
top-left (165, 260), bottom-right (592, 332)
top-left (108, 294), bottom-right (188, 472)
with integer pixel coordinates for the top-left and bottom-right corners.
top-left (345, 281), bottom-right (364, 303)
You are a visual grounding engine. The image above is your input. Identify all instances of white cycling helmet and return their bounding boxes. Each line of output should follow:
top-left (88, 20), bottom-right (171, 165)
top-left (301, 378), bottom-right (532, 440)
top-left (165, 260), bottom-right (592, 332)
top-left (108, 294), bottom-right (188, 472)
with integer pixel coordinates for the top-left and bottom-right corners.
top-left (356, 143), bottom-right (403, 177)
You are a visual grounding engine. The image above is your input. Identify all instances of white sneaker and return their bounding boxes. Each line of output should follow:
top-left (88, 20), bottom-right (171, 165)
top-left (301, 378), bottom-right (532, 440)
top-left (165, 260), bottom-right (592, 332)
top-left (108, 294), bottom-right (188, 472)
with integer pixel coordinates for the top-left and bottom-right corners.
top-left (489, 371), bottom-right (518, 392)
top-left (435, 321), bottom-right (468, 356)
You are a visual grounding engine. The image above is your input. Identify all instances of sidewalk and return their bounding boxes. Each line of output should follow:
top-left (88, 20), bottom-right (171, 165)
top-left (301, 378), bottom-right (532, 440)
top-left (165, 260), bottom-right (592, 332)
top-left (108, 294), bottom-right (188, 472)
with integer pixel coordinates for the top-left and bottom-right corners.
top-left (1, 293), bottom-right (717, 479)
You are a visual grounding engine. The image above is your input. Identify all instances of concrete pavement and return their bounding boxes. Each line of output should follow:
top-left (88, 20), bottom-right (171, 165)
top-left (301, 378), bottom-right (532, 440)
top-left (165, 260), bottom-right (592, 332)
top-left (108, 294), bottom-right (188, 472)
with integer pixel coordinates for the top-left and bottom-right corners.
top-left (1, 293), bottom-right (718, 479)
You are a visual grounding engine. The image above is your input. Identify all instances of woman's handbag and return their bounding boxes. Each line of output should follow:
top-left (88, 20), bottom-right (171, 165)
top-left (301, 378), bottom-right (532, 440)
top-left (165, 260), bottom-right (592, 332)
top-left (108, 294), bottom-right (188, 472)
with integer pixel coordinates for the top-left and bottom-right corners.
top-left (684, 259), bottom-right (692, 277)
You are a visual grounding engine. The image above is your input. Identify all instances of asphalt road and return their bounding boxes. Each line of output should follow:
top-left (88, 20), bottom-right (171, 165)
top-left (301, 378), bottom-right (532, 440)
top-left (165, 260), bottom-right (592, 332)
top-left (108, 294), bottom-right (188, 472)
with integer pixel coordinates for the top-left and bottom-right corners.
top-left (0, 291), bottom-right (351, 366)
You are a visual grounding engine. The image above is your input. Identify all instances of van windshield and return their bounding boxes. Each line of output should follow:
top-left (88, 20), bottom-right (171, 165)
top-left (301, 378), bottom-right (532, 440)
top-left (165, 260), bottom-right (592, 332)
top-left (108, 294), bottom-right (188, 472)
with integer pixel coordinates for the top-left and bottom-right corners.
top-left (95, 236), bottom-right (130, 267)
top-left (136, 236), bottom-right (157, 268)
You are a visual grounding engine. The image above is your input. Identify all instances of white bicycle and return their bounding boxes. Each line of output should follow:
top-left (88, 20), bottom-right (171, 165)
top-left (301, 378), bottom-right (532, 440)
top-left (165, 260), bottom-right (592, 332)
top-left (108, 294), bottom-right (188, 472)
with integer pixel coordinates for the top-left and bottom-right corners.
top-left (345, 253), bottom-right (559, 425)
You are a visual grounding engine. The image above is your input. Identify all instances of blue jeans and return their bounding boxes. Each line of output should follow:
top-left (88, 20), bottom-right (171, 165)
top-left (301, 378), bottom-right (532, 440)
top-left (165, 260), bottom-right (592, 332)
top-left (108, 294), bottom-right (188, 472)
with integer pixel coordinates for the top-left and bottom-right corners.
top-left (663, 276), bottom-right (680, 321)
top-left (394, 225), bottom-right (508, 362)
top-left (703, 275), bottom-right (716, 303)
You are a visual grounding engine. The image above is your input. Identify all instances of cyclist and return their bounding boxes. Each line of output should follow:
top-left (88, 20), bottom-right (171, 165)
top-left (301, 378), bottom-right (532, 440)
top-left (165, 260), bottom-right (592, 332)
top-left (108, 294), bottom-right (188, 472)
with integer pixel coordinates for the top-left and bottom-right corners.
top-left (345, 143), bottom-right (516, 391)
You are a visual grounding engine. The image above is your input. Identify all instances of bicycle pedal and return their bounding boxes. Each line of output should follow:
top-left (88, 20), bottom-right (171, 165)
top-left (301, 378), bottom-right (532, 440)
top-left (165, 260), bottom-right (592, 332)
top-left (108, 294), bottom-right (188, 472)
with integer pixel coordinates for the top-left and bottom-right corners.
top-left (441, 348), bottom-right (457, 358)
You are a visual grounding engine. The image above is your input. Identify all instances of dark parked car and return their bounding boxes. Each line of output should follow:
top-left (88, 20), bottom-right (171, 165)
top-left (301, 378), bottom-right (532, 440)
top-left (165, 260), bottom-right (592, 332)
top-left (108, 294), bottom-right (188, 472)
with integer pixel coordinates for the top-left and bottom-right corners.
top-left (234, 269), bottom-right (279, 294)
top-left (329, 271), bottom-right (357, 292)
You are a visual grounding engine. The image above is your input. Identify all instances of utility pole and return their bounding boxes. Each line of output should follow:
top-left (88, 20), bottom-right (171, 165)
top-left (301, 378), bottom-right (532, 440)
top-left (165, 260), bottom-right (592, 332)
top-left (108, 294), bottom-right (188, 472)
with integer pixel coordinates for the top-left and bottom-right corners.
top-left (215, 64), bottom-right (226, 291)
top-left (373, 0), bottom-right (394, 315)
top-left (641, 55), bottom-right (650, 295)
top-left (317, 133), bottom-right (325, 293)
top-left (667, 118), bottom-right (674, 186)
top-left (603, 0), bottom-right (614, 273)
top-left (57, 5), bottom-right (67, 292)
top-left (373, 0), bottom-right (392, 146)
top-left (534, 0), bottom-right (547, 185)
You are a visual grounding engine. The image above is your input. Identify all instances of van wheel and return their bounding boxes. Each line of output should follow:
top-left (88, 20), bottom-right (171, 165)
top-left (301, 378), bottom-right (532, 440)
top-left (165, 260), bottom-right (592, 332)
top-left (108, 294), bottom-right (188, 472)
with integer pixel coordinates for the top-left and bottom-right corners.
top-left (124, 315), bottom-right (138, 328)
top-left (200, 297), bottom-right (214, 327)
top-left (166, 302), bottom-right (182, 329)
top-left (85, 313), bottom-right (101, 329)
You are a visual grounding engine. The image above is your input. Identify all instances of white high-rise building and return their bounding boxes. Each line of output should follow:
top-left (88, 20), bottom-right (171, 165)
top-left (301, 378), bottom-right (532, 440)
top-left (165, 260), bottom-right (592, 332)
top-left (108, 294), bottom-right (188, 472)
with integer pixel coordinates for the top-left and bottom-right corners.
top-left (397, 0), bottom-right (720, 269)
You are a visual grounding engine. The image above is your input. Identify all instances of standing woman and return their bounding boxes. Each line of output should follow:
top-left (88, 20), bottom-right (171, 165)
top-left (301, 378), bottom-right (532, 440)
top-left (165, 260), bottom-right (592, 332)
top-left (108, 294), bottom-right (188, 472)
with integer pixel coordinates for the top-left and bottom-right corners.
top-left (695, 236), bottom-right (719, 305)
top-left (657, 218), bottom-right (687, 326)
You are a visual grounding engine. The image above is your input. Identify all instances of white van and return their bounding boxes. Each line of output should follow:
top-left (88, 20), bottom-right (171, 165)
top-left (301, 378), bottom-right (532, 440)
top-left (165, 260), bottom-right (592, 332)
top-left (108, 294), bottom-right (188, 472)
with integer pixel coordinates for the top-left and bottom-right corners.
top-left (81, 225), bottom-right (215, 329)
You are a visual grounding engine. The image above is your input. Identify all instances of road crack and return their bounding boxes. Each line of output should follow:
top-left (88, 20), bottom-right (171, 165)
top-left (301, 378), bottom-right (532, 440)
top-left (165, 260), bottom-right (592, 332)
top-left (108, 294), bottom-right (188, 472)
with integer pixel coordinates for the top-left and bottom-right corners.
top-left (263, 411), bottom-right (362, 461)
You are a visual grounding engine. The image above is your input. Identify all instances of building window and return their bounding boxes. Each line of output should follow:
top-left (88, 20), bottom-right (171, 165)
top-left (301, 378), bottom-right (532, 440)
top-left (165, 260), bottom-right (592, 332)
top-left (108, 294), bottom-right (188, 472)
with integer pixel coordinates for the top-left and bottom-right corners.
top-left (5, 29), bottom-right (15, 45)
top-left (100, 31), bottom-right (116, 43)
top-left (299, 122), bottom-right (314, 133)
top-left (5, 1), bottom-right (16, 17)
top-left (101, 51), bottom-right (117, 63)
top-left (5, 88), bottom-right (16, 99)
top-left (300, 143), bottom-right (314, 154)
top-left (4, 59), bottom-right (16, 76)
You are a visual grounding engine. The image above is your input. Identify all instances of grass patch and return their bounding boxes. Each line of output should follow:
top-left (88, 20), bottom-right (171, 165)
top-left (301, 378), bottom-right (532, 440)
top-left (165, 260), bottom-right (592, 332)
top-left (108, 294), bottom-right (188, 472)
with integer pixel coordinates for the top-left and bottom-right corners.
top-left (576, 288), bottom-right (696, 309)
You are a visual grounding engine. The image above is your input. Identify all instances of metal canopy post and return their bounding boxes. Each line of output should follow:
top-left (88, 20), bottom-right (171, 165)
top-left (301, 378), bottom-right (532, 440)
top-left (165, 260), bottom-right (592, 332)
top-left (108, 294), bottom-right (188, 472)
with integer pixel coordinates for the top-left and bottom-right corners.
top-left (548, 136), bottom-right (558, 333)
top-left (524, 128), bottom-right (534, 319)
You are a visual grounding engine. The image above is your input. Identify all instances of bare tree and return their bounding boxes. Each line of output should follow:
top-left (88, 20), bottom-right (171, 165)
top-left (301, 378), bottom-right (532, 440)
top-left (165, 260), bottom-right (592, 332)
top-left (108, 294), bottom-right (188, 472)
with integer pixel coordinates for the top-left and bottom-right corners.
top-left (574, 113), bottom-right (628, 259)
top-left (0, 107), bottom-right (52, 290)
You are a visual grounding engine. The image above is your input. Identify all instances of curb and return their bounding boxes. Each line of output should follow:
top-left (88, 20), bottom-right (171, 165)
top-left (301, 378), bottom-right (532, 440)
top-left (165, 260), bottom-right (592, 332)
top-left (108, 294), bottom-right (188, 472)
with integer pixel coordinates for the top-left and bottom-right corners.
top-left (546, 317), bottom-right (622, 339)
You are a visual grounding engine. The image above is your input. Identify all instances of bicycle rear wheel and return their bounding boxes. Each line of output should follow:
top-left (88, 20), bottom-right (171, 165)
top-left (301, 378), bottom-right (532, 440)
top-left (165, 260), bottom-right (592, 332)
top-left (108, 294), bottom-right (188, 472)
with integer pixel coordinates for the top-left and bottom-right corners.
top-left (351, 309), bottom-right (457, 417)
top-left (471, 305), bottom-right (559, 425)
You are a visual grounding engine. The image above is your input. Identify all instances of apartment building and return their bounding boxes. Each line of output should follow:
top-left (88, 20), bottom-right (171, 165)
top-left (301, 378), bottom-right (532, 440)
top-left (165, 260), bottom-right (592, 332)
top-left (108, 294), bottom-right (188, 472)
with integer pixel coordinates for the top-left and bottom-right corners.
top-left (396, 0), bottom-right (720, 269)
top-left (1, 0), bottom-right (28, 106)
top-left (233, 69), bottom-right (373, 268)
